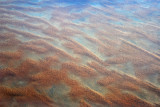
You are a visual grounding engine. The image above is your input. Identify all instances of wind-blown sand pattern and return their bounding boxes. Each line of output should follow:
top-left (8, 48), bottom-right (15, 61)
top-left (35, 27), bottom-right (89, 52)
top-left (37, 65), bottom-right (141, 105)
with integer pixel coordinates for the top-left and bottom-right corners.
top-left (0, 0), bottom-right (160, 107)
